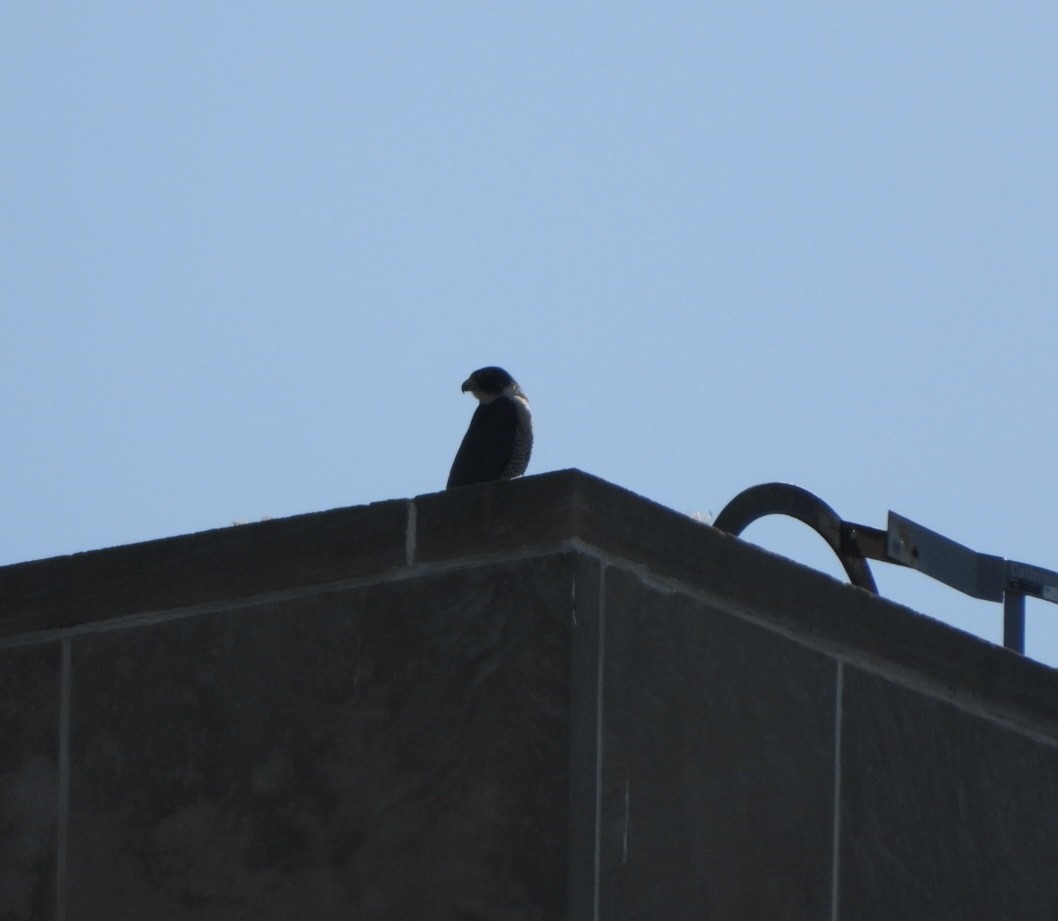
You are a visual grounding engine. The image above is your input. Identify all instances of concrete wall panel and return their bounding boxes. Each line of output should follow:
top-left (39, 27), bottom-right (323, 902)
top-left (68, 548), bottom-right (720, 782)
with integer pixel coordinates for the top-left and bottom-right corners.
top-left (598, 567), bottom-right (838, 921)
top-left (839, 666), bottom-right (1058, 920)
top-left (65, 556), bottom-right (574, 921)
top-left (0, 642), bottom-right (60, 921)
top-left (3, 472), bottom-right (1058, 920)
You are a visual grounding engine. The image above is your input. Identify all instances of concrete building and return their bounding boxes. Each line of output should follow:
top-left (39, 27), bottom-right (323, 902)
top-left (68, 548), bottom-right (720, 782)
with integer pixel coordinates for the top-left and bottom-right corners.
top-left (2, 470), bottom-right (1056, 920)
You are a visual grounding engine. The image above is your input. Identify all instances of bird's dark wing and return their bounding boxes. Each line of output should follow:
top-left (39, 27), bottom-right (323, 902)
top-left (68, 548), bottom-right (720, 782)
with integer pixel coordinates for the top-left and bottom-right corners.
top-left (447, 397), bottom-right (520, 488)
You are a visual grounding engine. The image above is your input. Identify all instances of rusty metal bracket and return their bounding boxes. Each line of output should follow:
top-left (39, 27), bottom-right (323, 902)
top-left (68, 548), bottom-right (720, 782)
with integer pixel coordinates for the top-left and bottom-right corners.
top-left (713, 482), bottom-right (1058, 655)
top-left (711, 483), bottom-right (879, 592)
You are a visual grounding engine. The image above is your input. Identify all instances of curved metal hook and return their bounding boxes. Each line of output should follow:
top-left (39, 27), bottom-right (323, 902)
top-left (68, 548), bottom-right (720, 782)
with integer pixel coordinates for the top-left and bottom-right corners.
top-left (713, 483), bottom-right (878, 593)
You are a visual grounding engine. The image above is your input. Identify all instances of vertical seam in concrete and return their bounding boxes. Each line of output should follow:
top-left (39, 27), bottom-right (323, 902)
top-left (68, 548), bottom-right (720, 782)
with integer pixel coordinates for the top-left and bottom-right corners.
top-left (830, 660), bottom-right (844, 921)
top-left (621, 777), bottom-right (629, 864)
top-left (593, 564), bottom-right (607, 921)
top-left (404, 499), bottom-right (417, 566)
top-left (571, 568), bottom-right (577, 627)
top-left (56, 636), bottom-right (72, 921)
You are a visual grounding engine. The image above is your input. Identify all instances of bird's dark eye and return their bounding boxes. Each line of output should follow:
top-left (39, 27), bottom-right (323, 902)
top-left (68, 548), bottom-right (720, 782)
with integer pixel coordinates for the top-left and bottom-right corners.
top-left (472, 367), bottom-right (512, 393)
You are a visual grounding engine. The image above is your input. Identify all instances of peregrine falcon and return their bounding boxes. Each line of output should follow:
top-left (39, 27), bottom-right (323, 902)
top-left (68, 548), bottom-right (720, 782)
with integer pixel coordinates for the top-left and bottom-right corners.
top-left (447, 366), bottom-right (533, 489)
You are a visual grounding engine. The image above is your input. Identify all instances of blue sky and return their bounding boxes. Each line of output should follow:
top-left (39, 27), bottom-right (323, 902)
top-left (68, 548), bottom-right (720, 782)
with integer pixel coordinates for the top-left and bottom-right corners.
top-left (4, 4), bottom-right (1058, 663)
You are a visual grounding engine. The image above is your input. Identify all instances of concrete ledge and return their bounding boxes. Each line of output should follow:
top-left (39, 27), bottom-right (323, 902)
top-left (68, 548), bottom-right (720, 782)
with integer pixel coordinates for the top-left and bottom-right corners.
top-left (2, 470), bottom-right (1057, 920)
top-left (0, 498), bottom-right (409, 637)
top-left (3, 470), bottom-right (1052, 730)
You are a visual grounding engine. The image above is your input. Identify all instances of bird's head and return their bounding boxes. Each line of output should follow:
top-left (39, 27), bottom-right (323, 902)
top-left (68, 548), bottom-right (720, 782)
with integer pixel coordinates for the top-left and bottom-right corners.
top-left (461, 366), bottom-right (525, 404)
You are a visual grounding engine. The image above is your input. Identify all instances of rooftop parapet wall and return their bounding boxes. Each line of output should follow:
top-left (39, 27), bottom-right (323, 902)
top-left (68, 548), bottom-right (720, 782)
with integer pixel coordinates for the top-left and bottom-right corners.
top-left (3, 470), bottom-right (1052, 728)
top-left (2, 470), bottom-right (1057, 920)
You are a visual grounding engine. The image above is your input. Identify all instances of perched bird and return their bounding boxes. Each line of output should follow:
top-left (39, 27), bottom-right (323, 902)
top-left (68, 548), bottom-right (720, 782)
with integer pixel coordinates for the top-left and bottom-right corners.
top-left (447, 366), bottom-right (533, 489)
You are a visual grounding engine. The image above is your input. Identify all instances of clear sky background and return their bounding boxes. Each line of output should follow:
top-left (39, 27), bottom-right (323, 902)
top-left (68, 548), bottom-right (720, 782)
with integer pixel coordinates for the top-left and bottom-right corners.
top-left (4, 4), bottom-right (1057, 663)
